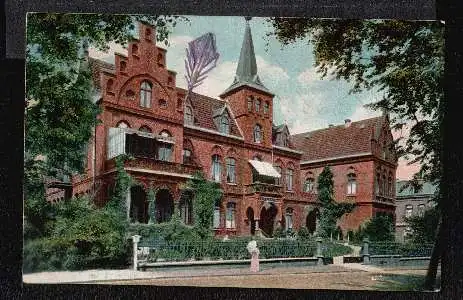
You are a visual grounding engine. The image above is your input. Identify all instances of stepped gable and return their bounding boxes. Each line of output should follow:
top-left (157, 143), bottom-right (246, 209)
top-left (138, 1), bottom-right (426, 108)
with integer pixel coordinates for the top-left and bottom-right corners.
top-left (292, 116), bottom-right (385, 162)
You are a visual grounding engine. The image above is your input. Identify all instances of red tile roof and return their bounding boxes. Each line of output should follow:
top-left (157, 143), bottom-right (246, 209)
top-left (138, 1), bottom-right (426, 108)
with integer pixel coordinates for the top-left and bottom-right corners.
top-left (177, 87), bottom-right (242, 137)
top-left (291, 116), bottom-right (385, 162)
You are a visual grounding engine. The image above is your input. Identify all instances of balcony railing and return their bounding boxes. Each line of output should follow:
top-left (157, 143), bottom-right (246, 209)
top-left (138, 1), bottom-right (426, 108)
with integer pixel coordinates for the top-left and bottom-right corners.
top-left (245, 182), bottom-right (283, 195)
top-left (106, 156), bottom-right (201, 177)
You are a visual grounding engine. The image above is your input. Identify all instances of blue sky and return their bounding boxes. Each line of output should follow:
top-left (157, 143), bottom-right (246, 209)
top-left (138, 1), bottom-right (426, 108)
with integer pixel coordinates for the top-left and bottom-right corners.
top-left (88, 15), bottom-right (419, 179)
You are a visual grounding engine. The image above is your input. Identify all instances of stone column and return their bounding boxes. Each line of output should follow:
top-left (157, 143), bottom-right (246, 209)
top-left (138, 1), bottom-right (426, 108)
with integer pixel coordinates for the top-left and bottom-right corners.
top-left (316, 237), bottom-right (324, 266)
top-left (132, 235), bottom-right (141, 271)
top-left (362, 238), bottom-right (370, 264)
top-left (126, 187), bottom-right (131, 221)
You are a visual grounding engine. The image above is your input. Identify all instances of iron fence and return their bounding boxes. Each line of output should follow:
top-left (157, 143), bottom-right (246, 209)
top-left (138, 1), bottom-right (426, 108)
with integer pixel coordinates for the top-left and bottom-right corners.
top-left (368, 241), bottom-right (434, 257)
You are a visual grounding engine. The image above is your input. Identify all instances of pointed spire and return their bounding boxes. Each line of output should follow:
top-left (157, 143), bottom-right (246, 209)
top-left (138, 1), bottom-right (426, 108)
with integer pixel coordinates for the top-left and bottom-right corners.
top-left (220, 17), bottom-right (272, 98)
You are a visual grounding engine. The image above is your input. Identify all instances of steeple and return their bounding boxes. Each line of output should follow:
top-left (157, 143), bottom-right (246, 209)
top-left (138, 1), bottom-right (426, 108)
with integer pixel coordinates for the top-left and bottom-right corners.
top-left (220, 17), bottom-right (272, 98)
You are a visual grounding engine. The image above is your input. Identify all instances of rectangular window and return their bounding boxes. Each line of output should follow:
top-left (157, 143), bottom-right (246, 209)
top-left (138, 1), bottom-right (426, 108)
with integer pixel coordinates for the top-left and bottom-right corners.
top-left (255, 99), bottom-right (260, 112)
top-left (213, 206), bottom-right (221, 228)
top-left (226, 158), bottom-right (236, 183)
top-left (405, 205), bottom-right (413, 218)
top-left (285, 211), bottom-right (293, 231)
top-left (274, 166), bottom-right (282, 185)
top-left (211, 155), bottom-right (222, 182)
top-left (286, 169), bottom-right (293, 191)
top-left (226, 203), bottom-right (236, 229)
top-left (264, 102), bottom-right (269, 114)
top-left (247, 98), bottom-right (253, 112)
top-left (158, 143), bottom-right (172, 161)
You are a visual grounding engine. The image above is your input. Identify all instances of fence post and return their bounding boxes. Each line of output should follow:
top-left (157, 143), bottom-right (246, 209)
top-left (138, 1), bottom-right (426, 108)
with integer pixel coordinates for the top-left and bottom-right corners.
top-left (362, 238), bottom-right (370, 264)
top-left (132, 235), bottom-right (141, 271)
top-left (316, 237), bottom-right (324, 265)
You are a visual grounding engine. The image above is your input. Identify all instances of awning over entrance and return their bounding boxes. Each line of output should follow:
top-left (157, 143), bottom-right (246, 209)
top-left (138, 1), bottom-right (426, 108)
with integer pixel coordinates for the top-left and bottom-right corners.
top-left (248, 160), bottom-right (281, 178)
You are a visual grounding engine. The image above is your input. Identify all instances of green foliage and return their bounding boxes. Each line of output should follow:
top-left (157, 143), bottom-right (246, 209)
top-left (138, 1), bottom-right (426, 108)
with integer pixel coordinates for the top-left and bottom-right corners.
top-left (352, 214), bottom-right (395, 244)
top-left (107, 155), bottom-right (134, 217)
top-left (297, 226), bottom-right (311, 240)
top-left (24, 195), bottom-right (130, 273)
top-left (405, 206), bottom-right (440, 244)
top-left (273, 225), bottom-right (286, 238)
top-left (147, 185), bottom-right (157, 224)
top-left (186, 172), bottom-right (223, 239)
top-left (317, 166), bottom-right (355, 238)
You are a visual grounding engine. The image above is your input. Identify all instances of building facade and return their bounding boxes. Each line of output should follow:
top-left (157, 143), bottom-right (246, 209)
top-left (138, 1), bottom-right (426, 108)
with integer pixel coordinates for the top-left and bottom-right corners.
top-left (395, 180), bottom-right (437, 242)
top-left (46, 20), bottom-right (397, 237)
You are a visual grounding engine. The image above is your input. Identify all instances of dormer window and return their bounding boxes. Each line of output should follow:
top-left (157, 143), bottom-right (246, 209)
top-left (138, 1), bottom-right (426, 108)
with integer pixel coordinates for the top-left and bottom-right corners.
top-left (184, 106), bottom-right (193, 125)
top-left (253, 124), bottom-right (262, 143)
top-left (120, 60), bottom-right (127, 72)
top-left (140, 81), bottom-right (152, 108)
top-left (219, 115), bottom-right (230, 134)
top-left (106, 79), bottom-right (114, 94)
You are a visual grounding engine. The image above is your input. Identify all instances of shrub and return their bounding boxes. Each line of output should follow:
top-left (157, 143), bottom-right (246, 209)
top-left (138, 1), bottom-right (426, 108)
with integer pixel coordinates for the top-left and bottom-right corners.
top-left (297, 226), bottom-right (311, 240)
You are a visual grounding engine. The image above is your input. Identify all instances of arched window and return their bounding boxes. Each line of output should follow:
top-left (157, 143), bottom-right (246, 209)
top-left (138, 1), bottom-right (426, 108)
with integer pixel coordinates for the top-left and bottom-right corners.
top-left (139, 126), bottom-right (152, 133)
top-left (219, 115), bottom-right (230, 134)
top-left (183, 149), bottom-right (192, 164)
top-left (158, 130), bottom-right (172, 162)
top-left (253, 124), bottom-right (262, 143)
top-left (274, 165), bottom-right (282, 185)
top-left (140, 81), bottom-right (152, 108)
top-left (184, 106), bottom-right (193, 125)
top-left (285, 208), bottom-right (293, 231)
top-left (347, 173), bottom-right (357, 195)
top-left (211, 154), bottom-right (222, 182)
top-left (286, 168), bottom-right (294, 191)
top-left (226, 202), bottom-right (236, 229)
top-left (117, 121), bottom-right (130, 128)
top-left (304, 177), bottom-right (315, 192)
top-left (226, 157), bottom-right (236, 183)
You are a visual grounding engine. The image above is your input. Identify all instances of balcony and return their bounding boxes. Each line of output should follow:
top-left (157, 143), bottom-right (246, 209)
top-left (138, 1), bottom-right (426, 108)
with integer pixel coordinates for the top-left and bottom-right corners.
top-left (106, 156), bottom-right (201, 177)
top-left (245, 182), bottom-right (283, 195)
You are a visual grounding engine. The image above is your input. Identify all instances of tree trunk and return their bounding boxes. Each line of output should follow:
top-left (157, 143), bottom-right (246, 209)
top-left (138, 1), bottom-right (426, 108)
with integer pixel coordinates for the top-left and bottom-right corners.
top-left (424, 219), bottom-right (442, 290)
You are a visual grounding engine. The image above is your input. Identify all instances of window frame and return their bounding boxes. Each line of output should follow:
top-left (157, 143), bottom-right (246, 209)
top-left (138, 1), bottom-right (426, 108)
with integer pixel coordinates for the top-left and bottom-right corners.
top-left (219, 115), bottom-right (230, 134)
top-left (226, 157), bottom-right (236, 184)
top-left (286, 168), bottom-right (294, 191)
top-left (226, 202), bottom-right (236, 229)
top-left (347, 173), bottom-right (357, 195)
top-left (140, 81), bottom-right (152, 108)
top-left (253, 124), bottom-right (262, 143)
top-left (211, 154), bottom-right (222, 182)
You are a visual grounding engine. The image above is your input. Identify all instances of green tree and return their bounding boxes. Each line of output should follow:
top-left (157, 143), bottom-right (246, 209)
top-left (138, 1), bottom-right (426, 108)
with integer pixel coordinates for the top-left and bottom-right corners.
top-left (267, 19), bottom-right (443, 289)
top-left (405, 206), bottom-right (440, 244)
top-left (316, 166), bottom-right (355, 238)
top-left (185, 172), bottom-right (223, 239)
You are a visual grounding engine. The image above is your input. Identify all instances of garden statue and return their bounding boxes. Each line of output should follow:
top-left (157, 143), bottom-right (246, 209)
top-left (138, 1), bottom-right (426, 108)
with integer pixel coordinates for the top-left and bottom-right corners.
top-left (246, 240), bottom-right (260, 272)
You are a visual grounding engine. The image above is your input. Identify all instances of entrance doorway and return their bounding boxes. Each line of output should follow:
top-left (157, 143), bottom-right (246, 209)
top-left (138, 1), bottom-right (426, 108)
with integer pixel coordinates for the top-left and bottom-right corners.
top-left (155, 189), bottom-right (174, 223)
top-left (246, 207), bottom-right (256, 235)
top-left (130, 186), bottom-right (148, 223)
top-left (306, 208), bottom-right (319, 234)
top-left (259, 203), bottom-right (278, 237)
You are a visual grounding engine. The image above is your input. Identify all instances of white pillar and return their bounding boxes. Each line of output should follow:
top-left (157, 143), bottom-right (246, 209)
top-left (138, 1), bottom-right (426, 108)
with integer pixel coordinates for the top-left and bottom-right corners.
top-left (132, 235), bottom-right (141, 271)
top-left (126, 187), bottom-right (131, 220)
top-left (255, 220), bottom-right (259, 231)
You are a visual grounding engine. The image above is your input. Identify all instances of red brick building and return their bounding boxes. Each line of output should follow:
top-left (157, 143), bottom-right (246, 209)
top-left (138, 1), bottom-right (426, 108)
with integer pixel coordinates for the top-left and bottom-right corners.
top-left (46, 21), bottom-right (397, 237)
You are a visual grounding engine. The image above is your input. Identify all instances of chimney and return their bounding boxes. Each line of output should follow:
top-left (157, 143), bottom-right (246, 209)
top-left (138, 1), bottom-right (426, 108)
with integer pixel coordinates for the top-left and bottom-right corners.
top-left (344, 119), bottom-right (351, 128)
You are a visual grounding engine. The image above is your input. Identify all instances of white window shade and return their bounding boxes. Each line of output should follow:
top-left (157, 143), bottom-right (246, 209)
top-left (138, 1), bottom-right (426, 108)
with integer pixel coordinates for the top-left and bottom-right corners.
top-left (248, 160), bottom-right (281, 178)
top-left (107, 127), bottom-right (127, 159)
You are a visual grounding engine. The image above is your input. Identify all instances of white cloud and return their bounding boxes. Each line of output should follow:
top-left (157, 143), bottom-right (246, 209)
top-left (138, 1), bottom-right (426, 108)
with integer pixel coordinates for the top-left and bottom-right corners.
top-left (88, 42), bottom-right (128, 63)
top-left (348, 104), bottom-right (381, 122)
top-left (297, 66), bottom-right (337, 85)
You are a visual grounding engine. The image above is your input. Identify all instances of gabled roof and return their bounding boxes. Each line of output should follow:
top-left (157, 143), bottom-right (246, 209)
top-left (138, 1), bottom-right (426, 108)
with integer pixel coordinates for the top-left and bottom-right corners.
top-left (178, 88), bottom-right (242, 138)
top-left (291, 116), bottom-right (385, 162)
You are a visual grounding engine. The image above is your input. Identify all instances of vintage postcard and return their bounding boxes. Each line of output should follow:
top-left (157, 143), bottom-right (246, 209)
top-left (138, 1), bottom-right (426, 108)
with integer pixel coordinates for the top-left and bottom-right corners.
top-left (23, 14), bottom-right (443, 291)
